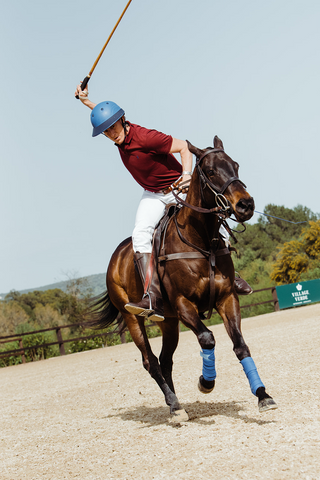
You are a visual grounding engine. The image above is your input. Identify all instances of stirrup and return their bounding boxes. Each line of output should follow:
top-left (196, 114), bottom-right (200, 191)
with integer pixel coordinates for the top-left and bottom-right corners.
top-left (147, 311), bottom-right (165, 322)
top-left (124, 293), bottom-right (154, 317)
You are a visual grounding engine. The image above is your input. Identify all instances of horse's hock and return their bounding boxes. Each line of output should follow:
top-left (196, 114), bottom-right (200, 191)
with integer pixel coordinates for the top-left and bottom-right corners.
top-left (2, 304), bottom-right (320, 480)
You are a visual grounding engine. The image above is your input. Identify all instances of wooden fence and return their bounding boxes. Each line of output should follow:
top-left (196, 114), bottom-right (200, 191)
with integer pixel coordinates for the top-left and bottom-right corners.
top-left (0, 287), bottom-right (279, 365)
top-left (0, 322), bottom-right (128, 364)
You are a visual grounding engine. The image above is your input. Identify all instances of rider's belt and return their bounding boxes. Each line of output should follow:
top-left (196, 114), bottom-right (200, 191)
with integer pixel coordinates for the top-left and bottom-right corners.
top-left (162, 186), bottom-right (173, 195)
top-left (162, 177), bottom-right (182, 195)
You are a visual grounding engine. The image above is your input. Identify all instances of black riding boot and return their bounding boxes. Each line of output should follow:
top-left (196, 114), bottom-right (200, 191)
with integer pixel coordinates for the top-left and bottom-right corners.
top-left (125, 253), bottom-right (165, 322)
top-left (234, 276), bottom-right (253, 295)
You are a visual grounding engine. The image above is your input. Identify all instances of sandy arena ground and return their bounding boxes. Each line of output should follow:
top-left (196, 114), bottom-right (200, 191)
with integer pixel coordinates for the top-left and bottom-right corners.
top-left (1, 303), bottom-right (320, 480)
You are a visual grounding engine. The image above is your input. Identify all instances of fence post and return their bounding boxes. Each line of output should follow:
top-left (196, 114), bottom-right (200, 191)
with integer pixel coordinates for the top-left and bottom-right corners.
top-left (19, 339), bottom-right (26, 364)
top-left (56, 328), bottom-right (66, 355)
top-left (272, 287), bottom-right (280, 312)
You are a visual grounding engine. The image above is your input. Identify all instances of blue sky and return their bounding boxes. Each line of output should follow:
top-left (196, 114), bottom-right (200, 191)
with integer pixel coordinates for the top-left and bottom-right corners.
top-left (1, 0), bottom-right (320, 293)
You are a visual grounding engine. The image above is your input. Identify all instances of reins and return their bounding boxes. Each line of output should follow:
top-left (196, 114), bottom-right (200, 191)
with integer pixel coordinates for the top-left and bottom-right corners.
top-left (254, 211), bottom-right (308, 224)
top-left (171, 147), bottom-right (246, 217)
top-left (171, 188), bottom-right (226, 214)
top-left (159, 148), bottom-right (248, 320)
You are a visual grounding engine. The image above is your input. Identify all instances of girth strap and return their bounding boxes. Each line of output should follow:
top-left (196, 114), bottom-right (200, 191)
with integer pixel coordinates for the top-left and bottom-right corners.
top-left (158, 248), bottom-right (230, 262)
top-left (159, 252), bottom-right (206, 262)
top-left (158, 246), bottom-right (231, 320)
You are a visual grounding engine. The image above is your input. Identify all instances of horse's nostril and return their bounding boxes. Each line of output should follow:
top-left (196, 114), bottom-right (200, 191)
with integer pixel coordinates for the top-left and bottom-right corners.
top-left (236, 198), bottom-right (254, 213)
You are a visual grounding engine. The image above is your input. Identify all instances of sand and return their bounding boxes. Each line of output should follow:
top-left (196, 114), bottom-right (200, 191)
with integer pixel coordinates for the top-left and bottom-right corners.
top-left (1, 303), bottom-right (320, 479)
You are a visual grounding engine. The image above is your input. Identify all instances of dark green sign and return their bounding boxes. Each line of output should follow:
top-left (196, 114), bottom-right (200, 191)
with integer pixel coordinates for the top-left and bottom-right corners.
top-left (276, 279), bottom-right (320, 310)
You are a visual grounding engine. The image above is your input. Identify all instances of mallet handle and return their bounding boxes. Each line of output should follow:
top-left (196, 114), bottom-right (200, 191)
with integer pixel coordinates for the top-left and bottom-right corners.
top-left (75, 0), bottom-right (132, 100)
top-left (89, 0), bottom-right (132, 76)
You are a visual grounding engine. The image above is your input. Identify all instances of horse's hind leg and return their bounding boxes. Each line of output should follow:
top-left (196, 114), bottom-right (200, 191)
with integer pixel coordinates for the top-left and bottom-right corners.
top-left (217, 294), bottom-right (278, 412)
top-left (122, 312), bottom-right (188, 420)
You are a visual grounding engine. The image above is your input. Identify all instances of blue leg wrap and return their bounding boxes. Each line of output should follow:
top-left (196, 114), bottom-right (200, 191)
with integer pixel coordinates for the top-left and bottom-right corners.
top-left (200, 348), bottom-right (216, 381)
top-left (241, 357), bottom-right (265, 395)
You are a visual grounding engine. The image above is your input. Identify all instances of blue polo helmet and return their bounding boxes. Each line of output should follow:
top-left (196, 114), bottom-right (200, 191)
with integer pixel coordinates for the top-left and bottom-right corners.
top-left (90, 101), bottom-right (125, 137)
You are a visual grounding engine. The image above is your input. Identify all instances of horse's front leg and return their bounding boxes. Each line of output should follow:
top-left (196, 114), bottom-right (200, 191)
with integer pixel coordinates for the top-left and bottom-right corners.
top-left (216, 294), bottom-right (278, 412)
top-left (175, 297), bottom-right (217, 395)
top-left (158, 317), bottom-right (180, 394)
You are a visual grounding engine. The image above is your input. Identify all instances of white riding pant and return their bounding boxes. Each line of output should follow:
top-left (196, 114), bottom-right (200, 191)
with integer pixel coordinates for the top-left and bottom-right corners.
top-left (132, 189), bottom-right (230, 253)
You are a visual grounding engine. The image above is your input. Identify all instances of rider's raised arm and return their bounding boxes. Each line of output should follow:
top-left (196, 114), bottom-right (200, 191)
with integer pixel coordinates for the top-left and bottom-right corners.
top-left (75, 83), bottom-right (96, 110)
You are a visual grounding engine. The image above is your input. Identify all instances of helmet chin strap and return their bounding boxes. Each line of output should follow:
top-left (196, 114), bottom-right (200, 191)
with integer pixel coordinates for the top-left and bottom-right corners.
top-left (121, 117), bottom-right (129, 138)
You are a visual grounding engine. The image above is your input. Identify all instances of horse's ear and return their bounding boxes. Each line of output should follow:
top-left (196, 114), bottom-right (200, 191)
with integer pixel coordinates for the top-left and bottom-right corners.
top-left (186, 140), bottom-right (203, 158)
top-left (213, 136), bottom-right (224, 150)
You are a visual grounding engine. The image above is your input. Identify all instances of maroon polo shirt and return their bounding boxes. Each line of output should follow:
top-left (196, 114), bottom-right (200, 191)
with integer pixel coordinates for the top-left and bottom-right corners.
top-left (117, 122), bottom-right (182, 193)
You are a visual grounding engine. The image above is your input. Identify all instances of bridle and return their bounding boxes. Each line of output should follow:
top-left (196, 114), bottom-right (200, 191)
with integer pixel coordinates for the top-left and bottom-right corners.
top-left (160, 147), bottom-right (247, 321)
top-left (196, 148), bottom-right (247, 213)
top-left (172, 147), bottom-right (247, 216)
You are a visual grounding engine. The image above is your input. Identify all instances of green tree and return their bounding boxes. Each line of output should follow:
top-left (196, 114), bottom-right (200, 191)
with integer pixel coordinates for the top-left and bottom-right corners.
top-left (0, 302), bottom-right (29, 336)
top-left (33, 304), bottom-right (66, 329)
top-left (270, 220), bottom-right (320, 284)
top-left (257, 204), bottom-right (318, 245)
top-left (3, 279), bottom-right (92, 335)
top-left (234, 223), bottom-right (274, 263)
top-left (234, 204), bottom-right (319, 269)
top-left (4, 289), bottom-right (71, 320)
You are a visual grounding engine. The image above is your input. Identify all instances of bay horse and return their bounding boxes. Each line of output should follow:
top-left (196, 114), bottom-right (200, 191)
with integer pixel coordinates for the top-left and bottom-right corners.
top-left (89, 135), bottom-right (277, 421)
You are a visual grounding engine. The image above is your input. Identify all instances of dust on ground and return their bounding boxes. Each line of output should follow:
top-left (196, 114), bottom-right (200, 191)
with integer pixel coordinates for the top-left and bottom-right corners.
top-left (1, 303), bottom-right (320, 480)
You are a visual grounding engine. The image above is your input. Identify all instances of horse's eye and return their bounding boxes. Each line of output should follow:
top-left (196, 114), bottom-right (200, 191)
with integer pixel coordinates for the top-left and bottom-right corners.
top-left (207, 170), bottom-right (214, 176)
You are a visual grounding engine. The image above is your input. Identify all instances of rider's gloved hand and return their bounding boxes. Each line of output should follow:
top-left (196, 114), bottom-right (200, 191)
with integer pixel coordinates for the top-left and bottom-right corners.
top-left (178, 174), bottom-right (192, 193)
top-left (75, 82), bottom-right (89, 103)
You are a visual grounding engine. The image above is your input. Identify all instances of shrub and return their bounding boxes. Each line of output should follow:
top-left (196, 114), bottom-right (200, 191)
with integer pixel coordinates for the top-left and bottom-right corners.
top-left (22, 332), bottom-right (59, 362)
top-left (68, 336), bottom-right (107, 353)
top-left (0, 340), bottom-right (22, 367)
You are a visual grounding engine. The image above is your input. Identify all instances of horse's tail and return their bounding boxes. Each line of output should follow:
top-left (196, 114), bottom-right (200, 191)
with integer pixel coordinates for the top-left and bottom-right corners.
top-left (83, 290), bottom-right (124, 332)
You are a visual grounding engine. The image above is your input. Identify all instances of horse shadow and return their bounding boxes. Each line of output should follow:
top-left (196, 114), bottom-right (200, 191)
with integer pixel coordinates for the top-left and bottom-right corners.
top-left (103, 399), bottom-right (277, 428)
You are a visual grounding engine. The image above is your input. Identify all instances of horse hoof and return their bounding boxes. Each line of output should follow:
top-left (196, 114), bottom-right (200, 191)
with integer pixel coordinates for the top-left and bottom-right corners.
top-left (198, 375), bottom-right (215, 394)
top-left (258, 397), bottom-right (278, 413)
top-left (169, 409), bottom-right (189, 423)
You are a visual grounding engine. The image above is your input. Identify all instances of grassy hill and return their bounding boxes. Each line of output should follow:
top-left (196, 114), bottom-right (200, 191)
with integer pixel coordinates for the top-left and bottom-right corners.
top-left (0, 273), bottom-right (107, 299)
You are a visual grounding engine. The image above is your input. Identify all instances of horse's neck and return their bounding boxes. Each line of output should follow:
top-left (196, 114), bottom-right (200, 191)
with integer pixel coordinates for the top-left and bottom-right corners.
top-left (179, 176), bottom-right (220, 247)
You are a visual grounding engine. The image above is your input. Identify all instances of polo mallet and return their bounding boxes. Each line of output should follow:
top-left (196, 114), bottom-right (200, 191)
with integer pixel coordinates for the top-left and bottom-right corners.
top-left (75, 0), bottom-right (132, 99)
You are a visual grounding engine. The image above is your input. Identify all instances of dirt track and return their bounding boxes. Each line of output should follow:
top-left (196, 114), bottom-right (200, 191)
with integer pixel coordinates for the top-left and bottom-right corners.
top-left (1, 303), bottom-right (320, 480)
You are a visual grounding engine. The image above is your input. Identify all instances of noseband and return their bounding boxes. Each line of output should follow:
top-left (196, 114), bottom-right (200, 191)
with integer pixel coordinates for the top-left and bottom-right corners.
top-left (196, 148), bottom-right (247, 212)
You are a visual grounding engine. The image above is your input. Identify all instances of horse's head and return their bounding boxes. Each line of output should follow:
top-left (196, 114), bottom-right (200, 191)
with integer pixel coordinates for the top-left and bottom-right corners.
top-left (187, 136), bottom-right (254, 223)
